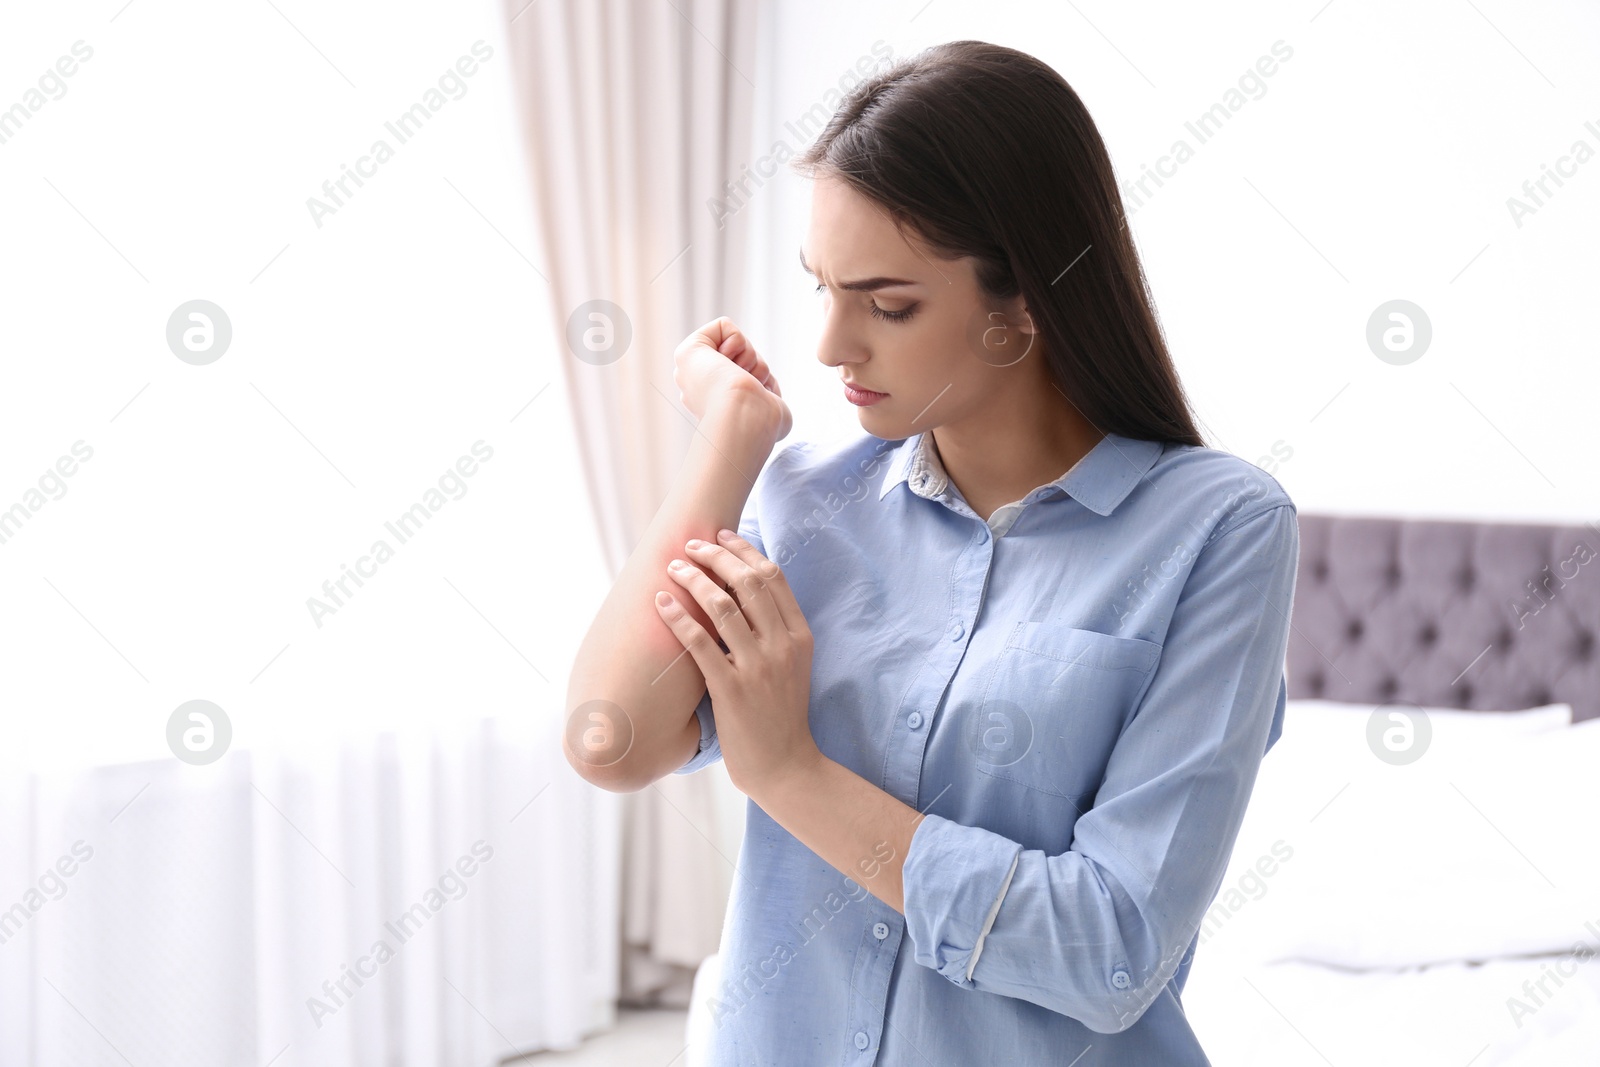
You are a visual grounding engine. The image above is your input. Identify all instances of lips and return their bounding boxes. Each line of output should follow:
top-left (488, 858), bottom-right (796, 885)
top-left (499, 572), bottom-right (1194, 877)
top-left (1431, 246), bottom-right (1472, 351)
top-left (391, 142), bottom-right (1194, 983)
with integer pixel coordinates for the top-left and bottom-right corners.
top-left (842, 381), bottom-right (886, 396)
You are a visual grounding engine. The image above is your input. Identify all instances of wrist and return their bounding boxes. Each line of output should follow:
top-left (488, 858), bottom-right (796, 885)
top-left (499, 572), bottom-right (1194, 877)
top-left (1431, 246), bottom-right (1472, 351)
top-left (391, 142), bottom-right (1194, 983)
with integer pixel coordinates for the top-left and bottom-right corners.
top-left (747, 745), bottom-right (829, 809)
top-left (704, 384), bottom-right (782, 446)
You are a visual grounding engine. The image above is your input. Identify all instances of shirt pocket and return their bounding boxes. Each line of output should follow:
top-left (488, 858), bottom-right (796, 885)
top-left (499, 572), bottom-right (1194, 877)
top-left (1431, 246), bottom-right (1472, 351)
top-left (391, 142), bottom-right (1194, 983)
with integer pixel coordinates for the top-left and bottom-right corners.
top-left (972, 623), bottom-right (1162, 803)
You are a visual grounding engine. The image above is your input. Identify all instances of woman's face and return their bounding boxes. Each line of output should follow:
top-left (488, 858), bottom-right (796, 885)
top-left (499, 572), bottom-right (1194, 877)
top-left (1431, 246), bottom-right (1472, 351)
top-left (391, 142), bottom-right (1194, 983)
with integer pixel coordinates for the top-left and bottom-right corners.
top-left (802, 175), bottom-right (1041, 438)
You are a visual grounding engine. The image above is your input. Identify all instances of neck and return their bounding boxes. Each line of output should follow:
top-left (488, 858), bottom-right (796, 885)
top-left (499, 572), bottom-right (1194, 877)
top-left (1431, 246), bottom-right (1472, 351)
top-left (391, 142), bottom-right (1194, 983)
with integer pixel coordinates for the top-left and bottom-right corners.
top-left (928, 396), bottom-right (1103, 520)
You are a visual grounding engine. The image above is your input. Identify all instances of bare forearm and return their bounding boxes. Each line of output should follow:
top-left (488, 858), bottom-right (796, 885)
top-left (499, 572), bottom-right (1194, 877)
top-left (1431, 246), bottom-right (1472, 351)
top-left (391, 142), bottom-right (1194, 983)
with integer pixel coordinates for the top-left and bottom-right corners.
top-left (565, 391), bottom-right (780, 790)
top-left (751, 753), bottom-right (927, 915)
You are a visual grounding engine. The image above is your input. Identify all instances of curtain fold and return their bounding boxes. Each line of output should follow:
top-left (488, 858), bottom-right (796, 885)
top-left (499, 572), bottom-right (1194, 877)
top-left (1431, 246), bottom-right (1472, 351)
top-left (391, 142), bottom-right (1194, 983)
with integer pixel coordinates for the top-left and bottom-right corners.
top-left (501, 0), bottom-right (760, 1008)
top-left (0, 716), bottom-right (615, 1066)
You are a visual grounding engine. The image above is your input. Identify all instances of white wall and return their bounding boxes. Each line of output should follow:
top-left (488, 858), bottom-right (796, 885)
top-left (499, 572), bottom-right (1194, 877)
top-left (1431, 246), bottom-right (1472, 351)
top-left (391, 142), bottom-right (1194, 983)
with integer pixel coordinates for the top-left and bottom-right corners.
top-left (739, 0), bottom-right (1600, 527)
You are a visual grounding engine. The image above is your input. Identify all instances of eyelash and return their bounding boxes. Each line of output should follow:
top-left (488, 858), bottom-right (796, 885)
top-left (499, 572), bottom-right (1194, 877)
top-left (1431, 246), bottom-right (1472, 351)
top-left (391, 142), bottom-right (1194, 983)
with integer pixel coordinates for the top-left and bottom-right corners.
top-left (813, 282), bottom-right (917, 323)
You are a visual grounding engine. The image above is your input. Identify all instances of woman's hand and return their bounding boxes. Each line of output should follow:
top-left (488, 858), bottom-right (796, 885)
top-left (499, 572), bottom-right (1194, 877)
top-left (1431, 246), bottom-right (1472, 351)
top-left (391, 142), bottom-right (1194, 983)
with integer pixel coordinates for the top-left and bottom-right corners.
top-left (672, 316), bottom-right (793, 440)
top-left (654, 528), bottom-right (819, 798)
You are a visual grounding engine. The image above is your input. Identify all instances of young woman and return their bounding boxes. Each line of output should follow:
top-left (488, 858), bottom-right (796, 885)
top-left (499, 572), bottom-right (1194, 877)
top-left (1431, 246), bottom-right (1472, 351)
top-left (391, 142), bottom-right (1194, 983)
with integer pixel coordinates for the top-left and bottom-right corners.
top-left (567, 39), bottom-right (1298, 1066)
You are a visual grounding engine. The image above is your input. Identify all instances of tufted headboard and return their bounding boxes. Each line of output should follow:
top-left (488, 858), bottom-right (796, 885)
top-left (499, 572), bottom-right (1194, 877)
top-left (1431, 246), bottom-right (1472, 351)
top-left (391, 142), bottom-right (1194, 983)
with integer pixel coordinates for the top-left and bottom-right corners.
top-left (1287, 513), bottom-right (1600, 723)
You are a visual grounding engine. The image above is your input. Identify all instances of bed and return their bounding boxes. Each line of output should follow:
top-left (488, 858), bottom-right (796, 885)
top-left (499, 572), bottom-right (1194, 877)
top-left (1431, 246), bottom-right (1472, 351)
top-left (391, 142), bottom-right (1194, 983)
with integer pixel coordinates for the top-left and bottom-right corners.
top-left (686, 512), bottom-right (1600, 1064)
top-left (1184, 511), bottom-right (1600, 1065)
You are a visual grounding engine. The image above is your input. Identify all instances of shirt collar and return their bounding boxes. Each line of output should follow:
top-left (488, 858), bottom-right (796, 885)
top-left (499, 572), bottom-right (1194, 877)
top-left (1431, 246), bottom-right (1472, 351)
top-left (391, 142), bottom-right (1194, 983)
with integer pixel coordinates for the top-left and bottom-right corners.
top-left (878, 430), bottom-right (1164, 517)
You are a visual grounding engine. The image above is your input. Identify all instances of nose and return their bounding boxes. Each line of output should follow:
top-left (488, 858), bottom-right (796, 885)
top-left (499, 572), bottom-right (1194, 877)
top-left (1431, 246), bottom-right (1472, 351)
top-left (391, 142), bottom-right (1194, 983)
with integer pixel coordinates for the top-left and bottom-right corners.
top-left (814, 309), bottom-right (867, 373)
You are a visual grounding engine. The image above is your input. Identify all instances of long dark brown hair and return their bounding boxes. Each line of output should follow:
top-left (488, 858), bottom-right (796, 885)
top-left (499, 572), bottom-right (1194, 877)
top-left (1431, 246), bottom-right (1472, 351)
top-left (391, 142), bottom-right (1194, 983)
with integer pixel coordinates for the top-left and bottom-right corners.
top-left (790, 40), bottom-right (1204, 447)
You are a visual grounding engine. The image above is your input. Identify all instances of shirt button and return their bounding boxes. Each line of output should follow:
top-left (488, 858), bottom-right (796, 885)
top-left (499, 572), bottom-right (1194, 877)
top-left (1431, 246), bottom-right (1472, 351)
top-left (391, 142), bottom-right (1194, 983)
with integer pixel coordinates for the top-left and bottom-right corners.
top-left (854, 1030), bottom-right (870, 1050)
top-left (949, 620), bottom-right (965, 641)
top-left (873, 922), bottom-right (889, 939)
top-left (907, 711), bottom-right (923, 729)
top-left (1111, 969), bottom-right (1132, 989)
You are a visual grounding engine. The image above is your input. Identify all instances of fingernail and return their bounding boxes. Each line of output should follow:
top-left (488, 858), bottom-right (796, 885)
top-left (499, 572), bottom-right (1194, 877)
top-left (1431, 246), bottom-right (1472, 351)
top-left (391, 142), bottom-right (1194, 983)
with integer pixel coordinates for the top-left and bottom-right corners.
top-left (718, 528), bottom-right (735, 541)
top-left (655, 591), bottom-right (672, 606)
top-left (686, 539), bottom-right (705, 549)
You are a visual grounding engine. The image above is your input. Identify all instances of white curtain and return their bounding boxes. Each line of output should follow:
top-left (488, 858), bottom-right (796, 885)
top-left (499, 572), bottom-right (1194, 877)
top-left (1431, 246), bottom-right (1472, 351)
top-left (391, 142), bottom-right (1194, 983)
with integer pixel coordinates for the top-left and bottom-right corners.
top-left (502, 0), bottom-right (760, 1007)
top-left (0, 1), bottom-right (761, 1057)
top-left (0, 716), bottom-right (617, 1066)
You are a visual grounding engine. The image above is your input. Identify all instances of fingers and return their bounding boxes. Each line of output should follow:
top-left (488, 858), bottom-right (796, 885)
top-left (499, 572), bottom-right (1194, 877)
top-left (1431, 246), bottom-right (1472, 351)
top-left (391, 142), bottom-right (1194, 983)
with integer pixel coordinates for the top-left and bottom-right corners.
top-left (654, 589), bottom-right (733, 687)
top-left (712, 321), bottom-right (773, 385)
top-left (697, 316), bottom-right (778, 394)
top-left (719, 330), bottom-right (761, 372)
top-left (694, 316), bottom-right (734, 349)
top-left (696, 316), bottom-right (743, 359)
top-left (663, 555), bottom-right (756, 655)
top-left (747, 357), bottom-right (776, 391)
top-left (702, 530), bottom-right (806, 637)
top-left (682, 537), bottom-right (785, 639)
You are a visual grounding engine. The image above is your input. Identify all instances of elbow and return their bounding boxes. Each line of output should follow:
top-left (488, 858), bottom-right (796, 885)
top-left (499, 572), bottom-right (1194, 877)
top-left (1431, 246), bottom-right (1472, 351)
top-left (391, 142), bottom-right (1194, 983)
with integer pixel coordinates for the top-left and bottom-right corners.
top-left (562, 682), bottom-right (652, 791)
top-left (1078, 965), bottom-right (1165, 1035)
top-left (1064, 989), bottom-right (1153, 1035)
top-left (942, 961), bottom-right (1153, 1035)
top-left (1077, 999), bottom-right (1146, 1036)
top-left (996, 987), bottom-right (1141, 1035)
top-left (578, 770), bottom-right (649, 794)
top-left (1025, 954), bottom-right (1162, 1034)
top-left (562, 732), bottom-right (649, 793)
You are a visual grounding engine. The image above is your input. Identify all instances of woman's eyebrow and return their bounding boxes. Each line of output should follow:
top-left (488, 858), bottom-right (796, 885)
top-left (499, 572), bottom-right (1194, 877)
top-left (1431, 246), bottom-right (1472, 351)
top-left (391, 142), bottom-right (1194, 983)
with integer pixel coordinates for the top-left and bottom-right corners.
top-left (799, 247), bottom-right (920, 291)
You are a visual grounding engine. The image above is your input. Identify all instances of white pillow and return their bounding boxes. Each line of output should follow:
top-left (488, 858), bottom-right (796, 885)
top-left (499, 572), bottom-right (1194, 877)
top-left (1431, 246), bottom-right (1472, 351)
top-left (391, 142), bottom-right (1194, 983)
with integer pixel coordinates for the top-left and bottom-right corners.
top-left (1201, 699), bottom-right (1576, 967)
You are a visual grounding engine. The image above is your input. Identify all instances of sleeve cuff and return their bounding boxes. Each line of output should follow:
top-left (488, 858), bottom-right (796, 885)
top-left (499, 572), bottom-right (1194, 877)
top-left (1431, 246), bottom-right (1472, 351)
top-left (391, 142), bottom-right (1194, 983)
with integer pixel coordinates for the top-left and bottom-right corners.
top-left (902, 812), bottom-right (1024, 987)
top-left (671, 688), bottom-right (722, 775)
top-left (966, 848), bottom-right (1021, 980)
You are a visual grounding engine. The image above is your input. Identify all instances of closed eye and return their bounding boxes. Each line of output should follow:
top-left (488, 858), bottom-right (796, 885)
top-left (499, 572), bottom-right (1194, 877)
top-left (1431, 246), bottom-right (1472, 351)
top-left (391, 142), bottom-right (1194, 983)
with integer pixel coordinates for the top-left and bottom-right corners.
top-left (813, 282), bottom-right (917, 324)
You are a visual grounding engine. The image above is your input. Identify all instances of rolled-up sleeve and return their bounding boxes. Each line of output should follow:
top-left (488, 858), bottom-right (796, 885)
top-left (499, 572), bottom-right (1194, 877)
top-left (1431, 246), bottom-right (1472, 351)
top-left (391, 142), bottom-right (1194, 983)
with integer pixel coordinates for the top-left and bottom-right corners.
top-left (671, 481), bottom-right (770, 777)
top-left (673, 688), bottom-right (724, 776)
top-left (900, 502), bottom-right (1299, 1034)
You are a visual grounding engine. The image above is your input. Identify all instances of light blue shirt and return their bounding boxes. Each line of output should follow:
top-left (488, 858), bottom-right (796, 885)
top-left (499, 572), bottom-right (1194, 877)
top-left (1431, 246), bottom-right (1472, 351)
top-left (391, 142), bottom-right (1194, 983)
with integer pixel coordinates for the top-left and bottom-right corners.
top-left (675, 427), bottom-right (1299, 1065)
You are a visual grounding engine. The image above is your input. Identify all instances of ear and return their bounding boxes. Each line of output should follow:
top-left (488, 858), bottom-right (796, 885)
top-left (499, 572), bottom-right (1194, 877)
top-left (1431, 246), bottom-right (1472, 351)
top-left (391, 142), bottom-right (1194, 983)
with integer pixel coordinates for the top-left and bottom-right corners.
top-left (1003, 295), bottom-right (1038, 335)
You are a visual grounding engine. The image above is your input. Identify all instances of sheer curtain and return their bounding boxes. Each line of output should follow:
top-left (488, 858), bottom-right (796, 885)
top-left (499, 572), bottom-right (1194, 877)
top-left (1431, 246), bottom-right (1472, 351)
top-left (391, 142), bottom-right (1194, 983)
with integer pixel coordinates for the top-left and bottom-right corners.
top-left (0, 714), bottom-right (617, 1066)
top-left (0, 0), bottom-right (758, 1059)
top-left (501, 0), bottom-right (761, 1007)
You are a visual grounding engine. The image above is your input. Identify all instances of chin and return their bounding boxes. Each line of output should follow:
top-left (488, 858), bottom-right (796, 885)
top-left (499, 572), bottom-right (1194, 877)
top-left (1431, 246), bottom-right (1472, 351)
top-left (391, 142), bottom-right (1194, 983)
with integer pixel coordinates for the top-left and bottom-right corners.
top-left (855, 409), bottom-right (908, 438)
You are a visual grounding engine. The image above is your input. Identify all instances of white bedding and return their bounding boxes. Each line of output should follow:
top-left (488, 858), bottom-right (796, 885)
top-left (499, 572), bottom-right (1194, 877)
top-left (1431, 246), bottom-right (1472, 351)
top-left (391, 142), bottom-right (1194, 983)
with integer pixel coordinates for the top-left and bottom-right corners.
top-left (1184, 950), bottom-right (1600, 1066)
top-left (1183, 698), bottom-right (1600, 1064)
